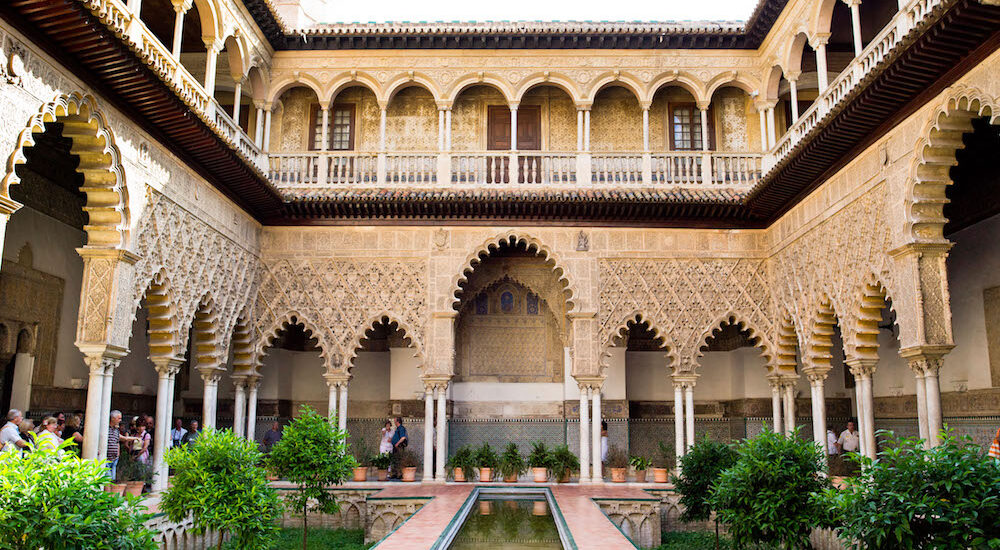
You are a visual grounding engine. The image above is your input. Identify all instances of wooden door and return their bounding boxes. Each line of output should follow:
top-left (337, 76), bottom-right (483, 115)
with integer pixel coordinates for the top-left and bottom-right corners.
top-left (487, 106), bottom-right (511, 150)
top-left (517, 106), bottom-right (541, 182)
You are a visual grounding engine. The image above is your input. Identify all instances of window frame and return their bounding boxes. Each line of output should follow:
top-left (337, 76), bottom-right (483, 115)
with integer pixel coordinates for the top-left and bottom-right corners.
top-left (308, 103), bottom-right (356, 151)
top-left (668, 102), bottom-right (715, 151)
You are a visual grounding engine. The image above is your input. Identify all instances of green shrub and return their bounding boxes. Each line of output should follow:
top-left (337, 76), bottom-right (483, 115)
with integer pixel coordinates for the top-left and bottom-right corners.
top-left (829, 430), bottom-right (1000, 549)
top-left (267, 407), bottom-right (356, 550)
top-left (0, 440), bottom-right (158, 549)
top-left (527, 441), bottom-right (550, 469)
top-left (709, 428), bottom-right (831, 549)
top-left (116, 451), bottom-right (153, 485)
top-left (629, 455), bottom-right (651, 471)
top-left (498, 443), bottom-right (527, 479)
top-left (656, 441), bottom-right (676, 470)
top-left (475, 442), bottom-right (500, 479)
top-left (369, 452), bottom-right (392, 470)
top-left (547, 444), bottom-right (579, 480)
top-left (446, 445), bottom-right (476, 480)
top-left (672, 437), bottom-right (738, 523)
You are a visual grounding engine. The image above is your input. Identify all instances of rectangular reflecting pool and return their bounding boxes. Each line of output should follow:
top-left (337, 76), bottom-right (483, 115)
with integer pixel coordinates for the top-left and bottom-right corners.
top-left (439, 488), bottom-right (572, 550)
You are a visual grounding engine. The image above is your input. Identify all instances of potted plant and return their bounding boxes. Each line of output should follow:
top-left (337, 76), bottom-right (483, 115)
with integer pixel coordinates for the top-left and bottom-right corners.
top-left (630, 455), bottom-right (651, 483)
top-left (370, 452), bottom-right (392, 481)
top-left (447, 446), bottom-right (475, 482)
top-left (499, 443), bottom-right (527, 483)
top-left (116, 452), bottom-right (153, 497)
top-left (475, 442), bottom-right (500, 482)
top-left (352, 454), bottom-right (368, 482)
top-left (606, 446), bottom-right (629, 483)
top-left (652, 441), bottom-right (674, 483)
top-left (396, 448), bottom-right (420, 482)
top-left (527, 441), bottom-right (550, 483)
top-left (548, 444), bottom-right (579, 483)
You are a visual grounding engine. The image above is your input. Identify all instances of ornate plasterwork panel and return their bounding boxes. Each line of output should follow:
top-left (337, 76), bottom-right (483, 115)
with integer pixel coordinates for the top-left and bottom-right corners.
top-left (129, 189), bottom-right (260, 356)
top-left (598, 257), bottom-right (774, 372)
top-left (253, 257), bottom-right (427, 371)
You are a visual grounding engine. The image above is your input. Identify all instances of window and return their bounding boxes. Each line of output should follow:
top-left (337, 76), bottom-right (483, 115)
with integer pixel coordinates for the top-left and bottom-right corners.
top-left (309, 104), bottom-right (355, 150)
top-left (669, 104), bottom-right (714, 150)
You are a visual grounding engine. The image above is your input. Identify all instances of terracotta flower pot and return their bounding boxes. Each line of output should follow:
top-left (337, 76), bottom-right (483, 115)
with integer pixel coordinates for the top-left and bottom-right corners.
top-left (453, 468), bottom-right (467, 482)
top-left (353, 467), bottom-right (368, 482)
top-left (610, 468), bottom-right (627, 483)
top-left (478, 467), bottom-right (493, 482)
top-left (532, 467), bottom-right (548, 483)
top-left (652, 468), bottom-right (669, 483)
top-left (503, 473), bottom-right (518, 483)
top-left (402, 467), bottom-right (417, 482)
top-left (105, 483), bottom-right (126, 496)
top-left (125, 481), bottom-right (145, 497)
top-left (634, 469), bottom-right (647, 483)
top-left (377, 469), bottom-right (388, 481)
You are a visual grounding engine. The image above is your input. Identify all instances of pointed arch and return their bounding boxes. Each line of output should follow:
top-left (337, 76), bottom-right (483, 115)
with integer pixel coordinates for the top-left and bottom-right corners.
top-left (693, 312), bottom-right (774, 370)
top-left (905, 87), bottom-right (999, 243)
top-left (450, 232), bottom-right (577, 312)
top-left (598, 312), bottom-right (677, 375)
top-left (255, 311), bottom-right (331, 370)
top-left (345, 312), bottom-right (425, 369)
top-left (2, 92), bottom-right (130, 249)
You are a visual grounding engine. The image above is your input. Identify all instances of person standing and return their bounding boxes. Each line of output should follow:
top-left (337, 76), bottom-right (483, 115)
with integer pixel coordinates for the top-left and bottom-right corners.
top-left (181, 420), bottom-right (199, 447)
top-left (106, 410), bottom-right (135, 480)
top-left (837, 420), bottom-right (860, 453)
top-left (170, 418), bottom-right (187, 449)
top-left (61, 415), bottom-right (84, 456)
top-left (262, 422), bottom-right (282, 453)
top-left (989, 427), bottom-right (1000, 459)
top-left (390, 417), bottom-right (408, 479)
top-left (132, 419), bottom-right (151, 464)
top-left (378, 420), bottom-right (394, 455)
top-left (1, 409), bottom-right (28, 454)
top-left (600, 421), bottom-right (609, 463)
top-left (35, 417), bottom-right (62, 452)
top-left (827, 427), bottom-right (839, 456)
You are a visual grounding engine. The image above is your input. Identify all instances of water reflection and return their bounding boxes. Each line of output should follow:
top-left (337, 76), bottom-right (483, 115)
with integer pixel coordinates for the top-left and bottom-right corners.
top-left (449, 497), bottom-right (562, 549)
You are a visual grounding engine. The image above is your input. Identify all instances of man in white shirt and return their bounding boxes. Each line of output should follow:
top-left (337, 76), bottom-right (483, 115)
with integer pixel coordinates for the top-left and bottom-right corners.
top-left (1, 409), bottom-right (28, 453)
top-left (826, 428), bottom-right (839, 455)
top-left (837, 421), bottom-right (860, 453)
top-left (170, 418), bottom-right (187, 449)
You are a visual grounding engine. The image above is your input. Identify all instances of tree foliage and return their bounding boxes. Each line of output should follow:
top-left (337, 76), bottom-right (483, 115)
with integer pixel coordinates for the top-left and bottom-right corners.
top-left (161, 428), bottom-right (280, 550)
top-left (829, 431), bottom-right (1000, 549)
top-left (0, 440), bottom-right (158, 550)
top-left (267, 407), bottom-right (357, 550)
top-left (672, 437), bottom-right (738, 523)
top-left (709, 428), bottom-right (831, 549)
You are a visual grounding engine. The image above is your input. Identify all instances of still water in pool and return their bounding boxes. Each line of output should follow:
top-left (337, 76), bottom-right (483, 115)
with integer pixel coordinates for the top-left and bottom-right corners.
top-left (448, 496), bottom-right (563, 549)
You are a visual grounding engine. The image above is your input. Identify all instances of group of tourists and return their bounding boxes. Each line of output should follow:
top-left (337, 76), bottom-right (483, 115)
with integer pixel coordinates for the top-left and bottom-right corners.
top-left (1, 409), bottom-right (85, 456)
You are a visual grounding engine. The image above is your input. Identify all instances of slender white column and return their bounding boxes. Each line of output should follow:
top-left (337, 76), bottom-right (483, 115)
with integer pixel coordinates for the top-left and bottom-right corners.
top-left (201, 373), bottom-right (219, 429)
top-left (766, 107), bottom-right (776, 148)
top-left (509, 105), bottom-right (518, 150)
top-left (584, 110), bottom-right (591, 151)
top-left (436, 384), bottom-right (447, 480)
top-left (170, 4), bottom-right (185, 58)
top-left (254, 106), bottom-right (264, 147)
top-left (913, 367), bottom-right (929, 446)
top-left (338, 383), bottom-right (348, 434)
top-left (814, 38), bottom-right (830, 91)
top-left (579, 385), bottom-right (590, 483)
top-left (699, 107), bottom-right (710, 151)
top-left (152, 363), bottom-right (173, 492)
top-left (576, 109), bottom-right (584, 151)
top-left (233, 379), bottom-right (247, 438)
top-left (684, 384), bottom-right (695, 449)
top-left (246, 379), bottom-right (259, 441)
top-left (924, 364), bottom-right (943, 447)
top-left (262, 108), bottom-right (273, 152)
top-left (378, 107), bottom-right (387, 151)
top-left (591, 388), bottom-right (602, 482)
top-left (445, 109), bottom-right (452, 151)
top-left (232, 81), bottom-right (242, 122)
top-left (326, 378), bottom-right (338, 421)
top-left (203, 42), bottom-right (220, 97)
top-left (97, 364), bottom-right (115, 460)
top-left (437, 109), bottom-right (445, 151)
top-left (854, 375), bottom-right (867, 456)
top-left (788, 78), bottom-right (799, 123)
top-left (673, 382), bottom-right (685, 462)
top-left (758, 108), bottom-right (768, 152)
top-left (861, 374), bottom-right (876, 457)
top-left (82, 357), bottom-right (108, 459)
top-left (770, 380), bottom-right (783, 433)
top-left (423, 386), bottom-right (434, 481)
top-left (849, 0), bottom-right (864, 56)
top-left (642, 107), bottom-right (650, 151)
top-left (320, 106), bottom-right (330, 151)
top-left (809, 376), bottom-right (828, 458)
top-left (783, 382), bottom-right (795, 434)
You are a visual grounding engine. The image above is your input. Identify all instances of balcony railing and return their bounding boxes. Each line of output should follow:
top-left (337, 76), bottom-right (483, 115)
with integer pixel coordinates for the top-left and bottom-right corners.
top-left (268, 151), bottom-right (762, 190)
top-left (764, 0), bottom-right (944, 173)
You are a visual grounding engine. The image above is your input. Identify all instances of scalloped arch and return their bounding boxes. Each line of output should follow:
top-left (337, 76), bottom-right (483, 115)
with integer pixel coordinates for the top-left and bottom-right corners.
top-left (2, 92), bottom-right (129, 249)
top-left (192, 293), bottom-right (222, 372)
top-left (598, 311), bottom-right (678, 376)
top-left (692, 312), bottom-right (775, 369)
top-left (255, 311), bottom-right (332, 370)
top-left (229, 310), bottom-right (256, 376)
top-left (842, 274), bottom-right (899, 362)
top-left (449, 232), bottom-right (577, 313)
top-left (905, 87), bottom-right (999, 243)
top-left (344, 311), bottom-right (425, 369)
top-left (801, 293), bottom-right (841, 376)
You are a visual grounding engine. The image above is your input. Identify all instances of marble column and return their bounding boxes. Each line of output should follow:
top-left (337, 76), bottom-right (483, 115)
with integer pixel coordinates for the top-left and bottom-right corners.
top-left (423, 385), bottom-right (434, 482)
top-left (770, 379), bottom-right (783, 433)
top-left (673, 381), bottom-right (685, 463)
top-left (338, 382), bottom-right (348, 434)
top-left (232, 378), bottom-right (247, 438)
top-left (579, 384), bottom-right (590, 483)
top-left (97, 362), bottom-right (115, 460)
top-left (782, 381), bottom-right (796, 435)
top-left (203, 41), bottom-right (220, 97)
top-left (808, 373), bottom-right (829, 458)
top-left (912, 363), bottom-right (930, 446)
top-left (232, 80), bottom-right (242, 123)
top-left (200, 371), bottom-right (220, 430)
top-left (435, 383), bottom-right (448, 481)
top-left (591, 387), bottom-right (602, 482)
top-left (82, 354), bottom-right (119, 460)
top-left (325, 376), bottom-right (339, 421)
top-left (170, 1), bottom-right (187, 58)
top-left (849, 0), bottom-right (864, 56)
top-left (152, 357), bottom-right (181, 492)
top-left (788, 77), bottom-right (800, 123)
top-left (642, 107), bottom-right (650, 151)
top-left (813, 34), bottom-right (831, 91)
top-left (700, 107), bottom-right (710, 151)
top-left (245, 378), bottom-right (259, 441)
top-left (766, 105), bottom-right (777, 148)
top-left (757, 106), bottom-right (768, 152)
top-left (684, 382), bottom-right (695, 449)
top-left (847, 359), bottom-right (877, 458)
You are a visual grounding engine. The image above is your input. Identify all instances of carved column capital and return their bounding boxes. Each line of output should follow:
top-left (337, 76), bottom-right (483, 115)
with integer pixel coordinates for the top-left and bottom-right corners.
top-left (84, 350), bottom-right (125, 376)
top-left (671, 373), bottom-right (698, 390)
top-left (232, 375), bottom-right (248, 390)
top-left (845, 357), bottom-right (878, 378)
top-left (900, 346), bottom-right (949, 377)
top-left (151, 356), bottom-right (184, 375)
top-left (324, 373), bottom-right (351, 389)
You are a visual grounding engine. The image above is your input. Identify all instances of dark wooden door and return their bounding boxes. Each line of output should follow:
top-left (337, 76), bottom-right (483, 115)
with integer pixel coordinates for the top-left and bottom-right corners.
top-left (487, 106), bottom-right (511, 150)
top-left (517, 106), bottom-right (541, 182)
